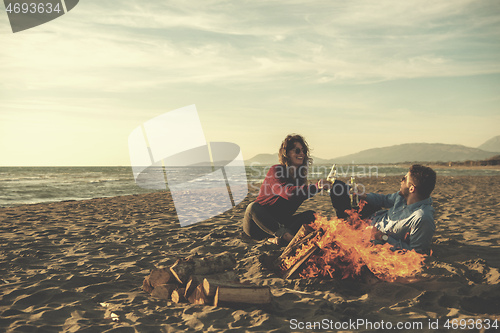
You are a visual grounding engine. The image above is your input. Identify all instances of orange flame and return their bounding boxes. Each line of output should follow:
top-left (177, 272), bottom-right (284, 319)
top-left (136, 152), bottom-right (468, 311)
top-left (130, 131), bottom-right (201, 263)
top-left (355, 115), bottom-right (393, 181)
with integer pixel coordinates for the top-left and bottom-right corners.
top-left (281, 210), bottom-right (426, 282)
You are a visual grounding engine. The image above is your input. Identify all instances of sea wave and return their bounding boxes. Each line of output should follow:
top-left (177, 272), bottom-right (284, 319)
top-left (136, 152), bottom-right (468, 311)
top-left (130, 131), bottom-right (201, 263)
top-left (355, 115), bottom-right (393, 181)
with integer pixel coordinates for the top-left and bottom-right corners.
top-left (0, 166), bottom-right (498, 207)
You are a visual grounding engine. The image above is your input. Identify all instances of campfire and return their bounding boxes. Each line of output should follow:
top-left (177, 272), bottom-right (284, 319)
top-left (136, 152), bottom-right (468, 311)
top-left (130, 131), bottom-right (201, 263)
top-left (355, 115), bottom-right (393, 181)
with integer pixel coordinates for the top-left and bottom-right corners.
top-left (278, 210), bottom-right (426, 282)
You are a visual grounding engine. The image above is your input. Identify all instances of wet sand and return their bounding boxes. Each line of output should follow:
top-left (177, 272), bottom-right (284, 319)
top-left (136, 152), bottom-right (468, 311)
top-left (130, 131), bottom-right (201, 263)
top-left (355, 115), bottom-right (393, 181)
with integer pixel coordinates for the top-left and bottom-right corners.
top-left (0, 175), bottom-right (499, 332)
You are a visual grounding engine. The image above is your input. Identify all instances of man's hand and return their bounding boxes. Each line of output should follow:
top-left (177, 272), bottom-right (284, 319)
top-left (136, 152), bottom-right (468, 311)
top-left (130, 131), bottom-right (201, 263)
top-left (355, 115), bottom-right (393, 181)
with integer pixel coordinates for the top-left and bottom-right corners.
top-left (367, 226), bottom-right (387, 242)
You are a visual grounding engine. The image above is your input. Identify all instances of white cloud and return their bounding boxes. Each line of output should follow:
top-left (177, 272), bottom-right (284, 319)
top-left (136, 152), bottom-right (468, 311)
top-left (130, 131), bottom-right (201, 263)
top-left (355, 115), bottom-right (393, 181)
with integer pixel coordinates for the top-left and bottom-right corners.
top-left (1, 0), bottom-right (499, 94)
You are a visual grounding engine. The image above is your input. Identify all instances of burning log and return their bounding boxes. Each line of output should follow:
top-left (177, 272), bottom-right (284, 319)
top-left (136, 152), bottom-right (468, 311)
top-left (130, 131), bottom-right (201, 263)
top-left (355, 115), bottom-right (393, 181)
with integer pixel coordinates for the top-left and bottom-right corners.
top-left (278, 215), bottom-right (427, 282)
top-left (280, 223), bottom-right (311, 254)
top-left (276, 225), bottom-right (322, 279)
top-left (214, 285), bottom-right (272, 307)
top-left (279, 227), bottom-right (319, 261)
top-left (169, 252), bottom-right (236, 284)
top-left (282, 243), bottom-right (319, 279)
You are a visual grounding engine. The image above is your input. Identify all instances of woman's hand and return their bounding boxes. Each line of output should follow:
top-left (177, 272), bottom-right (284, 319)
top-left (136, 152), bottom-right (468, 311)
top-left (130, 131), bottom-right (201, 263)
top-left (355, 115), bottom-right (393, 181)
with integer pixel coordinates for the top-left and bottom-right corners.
top-left (317, 178), bottom-right (332, 191)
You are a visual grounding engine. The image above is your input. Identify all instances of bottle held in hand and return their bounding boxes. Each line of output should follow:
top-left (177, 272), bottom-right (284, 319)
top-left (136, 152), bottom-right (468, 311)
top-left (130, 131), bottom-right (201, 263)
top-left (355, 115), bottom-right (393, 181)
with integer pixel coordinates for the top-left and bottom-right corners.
top-left (350, 176), bottom-right (359, 209)
top-left (326, 164), bottom-right (337, 183)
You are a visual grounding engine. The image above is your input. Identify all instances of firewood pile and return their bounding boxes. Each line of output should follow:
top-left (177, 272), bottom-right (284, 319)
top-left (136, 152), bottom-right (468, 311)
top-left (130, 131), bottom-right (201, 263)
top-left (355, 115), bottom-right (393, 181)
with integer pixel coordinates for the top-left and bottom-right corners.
top-left (143, 251), bottom-right (272, 307)
top-left (276, 224), bottom-right (321, 279)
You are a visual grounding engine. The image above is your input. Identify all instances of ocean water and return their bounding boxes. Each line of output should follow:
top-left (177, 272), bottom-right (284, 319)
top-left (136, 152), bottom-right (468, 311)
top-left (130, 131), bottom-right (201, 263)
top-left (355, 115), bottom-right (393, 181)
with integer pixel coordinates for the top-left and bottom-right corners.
top-left (0, 167), bottom-right (148, 207)
top-left (0, 165), bottom-right (498, 207)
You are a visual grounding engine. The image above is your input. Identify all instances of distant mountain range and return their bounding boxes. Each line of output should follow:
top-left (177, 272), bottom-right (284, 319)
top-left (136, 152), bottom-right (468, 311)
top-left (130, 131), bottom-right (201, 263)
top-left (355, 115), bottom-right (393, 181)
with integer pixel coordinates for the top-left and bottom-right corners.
top-left (478, 135), bottom-right (500, 152)
top-left (246, 136), bottom-right (500, 165)
top-left (326, 143), bottom-right (498, 164)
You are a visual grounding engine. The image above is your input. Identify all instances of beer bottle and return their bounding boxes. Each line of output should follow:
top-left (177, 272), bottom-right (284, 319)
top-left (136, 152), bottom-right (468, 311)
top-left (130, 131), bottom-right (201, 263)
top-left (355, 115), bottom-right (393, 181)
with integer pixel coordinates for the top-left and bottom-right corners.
top-left (350, 176), bottom-right (359, 209)
top-left (326, 164), bottom-right (337, 183)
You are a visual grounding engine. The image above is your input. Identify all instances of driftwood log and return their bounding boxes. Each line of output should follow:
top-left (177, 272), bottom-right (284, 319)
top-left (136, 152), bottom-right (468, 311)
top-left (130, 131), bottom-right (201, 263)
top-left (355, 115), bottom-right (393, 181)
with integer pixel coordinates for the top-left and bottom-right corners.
top-left (142, 268), bottom-right (173, 293)
top-left (142, 252), bottom-right (272, 308)
top-left (203, 279), bottom-right (251, 298)
top-left (171, 288), bottom-right (186, 303)
top-left (187, 285), bottom-right (210, 305)
top-left (185, 271), bottom-right (239, 299)
top-left (169, 252), bottom-right (236, 284)
top-left (214, 285), bottom-right (272, 307)
top-left (151, 284), bottom-right (177, 300)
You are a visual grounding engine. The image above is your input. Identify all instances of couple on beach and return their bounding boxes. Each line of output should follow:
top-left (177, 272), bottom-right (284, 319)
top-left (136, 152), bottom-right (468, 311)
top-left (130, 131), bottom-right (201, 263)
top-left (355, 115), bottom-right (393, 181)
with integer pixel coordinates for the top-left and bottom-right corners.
top-left (242, 134), bottom-right (437, 254)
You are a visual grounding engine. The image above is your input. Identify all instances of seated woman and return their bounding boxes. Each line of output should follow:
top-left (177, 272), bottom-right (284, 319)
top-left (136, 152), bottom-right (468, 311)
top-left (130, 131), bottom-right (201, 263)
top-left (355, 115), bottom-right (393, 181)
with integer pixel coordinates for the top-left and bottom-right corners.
top-left (242, 134), bottom-right (330, 245)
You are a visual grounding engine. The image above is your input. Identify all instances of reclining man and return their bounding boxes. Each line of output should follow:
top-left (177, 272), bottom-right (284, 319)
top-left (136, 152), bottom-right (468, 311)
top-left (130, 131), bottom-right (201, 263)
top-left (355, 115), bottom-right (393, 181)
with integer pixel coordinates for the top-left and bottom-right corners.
top-left (330, 164), bottom-right (437, 254)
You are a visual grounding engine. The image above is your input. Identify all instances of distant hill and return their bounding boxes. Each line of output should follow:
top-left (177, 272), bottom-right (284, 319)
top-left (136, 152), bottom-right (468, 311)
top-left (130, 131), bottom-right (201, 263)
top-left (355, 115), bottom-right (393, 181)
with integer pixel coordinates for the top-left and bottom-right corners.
top-left (478, 135), bottom-right (500, 152)
top-left (330, 143), bottom-right (497, 164)
top-left (246, 153), bottom-right (278, 165)
top-left (246, 143), bottom-right (499, 165)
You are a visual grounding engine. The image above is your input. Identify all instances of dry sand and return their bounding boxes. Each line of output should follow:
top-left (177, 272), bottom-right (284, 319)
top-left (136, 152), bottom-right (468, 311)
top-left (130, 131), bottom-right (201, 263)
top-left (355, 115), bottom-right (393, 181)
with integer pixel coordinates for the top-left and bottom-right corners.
top-left (0, 175), bottom-right (499, 332)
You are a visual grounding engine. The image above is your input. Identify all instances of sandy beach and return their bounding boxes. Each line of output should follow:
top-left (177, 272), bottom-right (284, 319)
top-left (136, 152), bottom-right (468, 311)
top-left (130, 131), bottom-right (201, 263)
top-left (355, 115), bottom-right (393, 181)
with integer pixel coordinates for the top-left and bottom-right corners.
top-left (0, 175), bottom-right (499, 332)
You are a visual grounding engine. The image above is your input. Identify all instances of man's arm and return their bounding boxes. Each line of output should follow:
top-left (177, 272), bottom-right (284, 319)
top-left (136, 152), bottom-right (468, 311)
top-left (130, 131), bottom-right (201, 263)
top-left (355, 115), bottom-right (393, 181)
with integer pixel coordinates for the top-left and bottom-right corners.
top-left (364, 192), bottom-right (399, 210)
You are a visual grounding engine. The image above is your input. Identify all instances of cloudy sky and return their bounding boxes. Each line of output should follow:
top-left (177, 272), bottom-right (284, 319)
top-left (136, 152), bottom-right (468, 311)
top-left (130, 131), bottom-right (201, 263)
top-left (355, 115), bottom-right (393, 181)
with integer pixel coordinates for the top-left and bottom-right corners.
top-left (1, 0), bottom-right (499, 166)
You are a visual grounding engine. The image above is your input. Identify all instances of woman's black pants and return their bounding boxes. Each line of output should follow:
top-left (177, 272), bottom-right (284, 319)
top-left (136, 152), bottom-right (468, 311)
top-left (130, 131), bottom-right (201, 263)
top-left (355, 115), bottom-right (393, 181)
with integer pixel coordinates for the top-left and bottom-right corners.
top-left (242, 202), bottom-right (315, 240)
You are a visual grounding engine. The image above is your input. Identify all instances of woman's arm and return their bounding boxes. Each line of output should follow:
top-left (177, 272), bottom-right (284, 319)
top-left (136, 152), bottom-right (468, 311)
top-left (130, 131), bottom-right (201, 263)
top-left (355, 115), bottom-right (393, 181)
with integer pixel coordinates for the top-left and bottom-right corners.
top-left (261, 165), bottom-right (320, 201)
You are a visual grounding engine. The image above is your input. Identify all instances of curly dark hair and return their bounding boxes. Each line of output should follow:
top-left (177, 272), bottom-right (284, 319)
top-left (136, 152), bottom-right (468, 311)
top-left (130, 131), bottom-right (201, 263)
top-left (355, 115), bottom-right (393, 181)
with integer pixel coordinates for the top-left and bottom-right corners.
top-left (409, 164), bottom-right (437, 198)
top-left (278, 134), bottom-right (312, 182)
